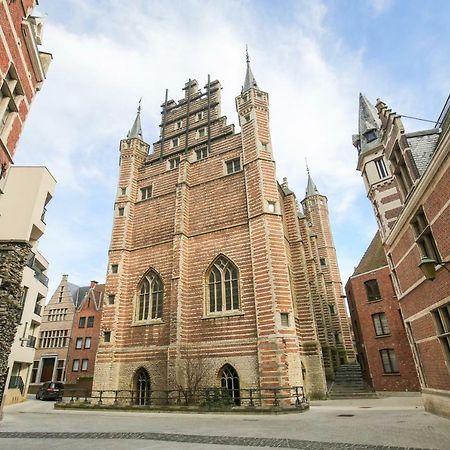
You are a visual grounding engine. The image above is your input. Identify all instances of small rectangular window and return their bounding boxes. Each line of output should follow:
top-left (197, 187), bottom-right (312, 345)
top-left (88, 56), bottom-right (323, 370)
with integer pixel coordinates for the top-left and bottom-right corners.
top-left (72, 359), bottom-right (80, 372)
top-left (374, 158), bottom-right (388, 179)
top-left (174, 120), bottom-right (182, 130)
top-left (329, 303), bottom-right (336, 315)
top-left (141, 186), bottom-right (152, 200)
top-left (372, 312), bottom-right (390, 336)
top-left (196, 111), bottom-right (204, 121)
top-left (171, 137), bottom-right (179, 148)
top-left (226, 158), bottom-right (241, 175)
top-left (87, 316), bottom-right (94, 328)
top-left (195, 148), bottom-right (208, 160)
top-left (75, 337), bottom-right (83, 349)
top-left (108, 295), bottom-right (115, 305)
top-left (169, 157), bottom-right (180, 170)
top-left (267, 201), bottom-right (276, 213)
top-left (81, 359), bottom-right (89, 371)
top-left (320, 257), bottom-right (327, 267)
top-left (118, 207), bottom-right (124, 217)
top-left (121, 187), bottom-right (126, 195)
top-left (244, 114), bottom-right (251, 123)
top-left (380, 349), bottom-right (399, 373)
top-left (84, 337), bottom-right (91, 349)
top-left (104, 331), bottom-right (111, 342)
top-left (196, 127), bottom-right (207, 139)
top-left (335, 332), bottom-right (343, 344)
top-left (364, 279), bottom-right (381, 302)
top-left (411, 208), bottom-right (440, 262)
top-left (111, 264), bottom-right (118, 274)
top-left (79, 317), bottom-right (86, 328)
top-left (280, 312), bottom-right (289, 327)
top-left (31, 361), bottom-right (39, 383)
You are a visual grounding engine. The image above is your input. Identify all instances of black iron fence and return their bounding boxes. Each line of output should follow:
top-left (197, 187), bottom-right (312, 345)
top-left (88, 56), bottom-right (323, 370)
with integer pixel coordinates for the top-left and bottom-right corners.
top-left (57, 386), bottom-right (307, 409)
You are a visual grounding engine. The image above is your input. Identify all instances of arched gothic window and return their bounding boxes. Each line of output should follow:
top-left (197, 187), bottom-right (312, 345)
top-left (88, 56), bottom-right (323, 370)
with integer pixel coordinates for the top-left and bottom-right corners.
top-left (134, 368), bottom-right (151, 405)
top-left (136, 270), bottom-right (163, 321)
top-left (207, 256), bottom-right (239, 314)
top-left (220, 364), bottom-right (240, 405)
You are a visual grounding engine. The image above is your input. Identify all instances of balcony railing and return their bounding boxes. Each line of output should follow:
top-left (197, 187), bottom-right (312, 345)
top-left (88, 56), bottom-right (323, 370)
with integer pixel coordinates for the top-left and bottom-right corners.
top-left (34, 303), bottom-right (42, 316)
top-left (25, 253), bottom-right (49, 287)
top-left (26, 335), bottom-right (37, 348)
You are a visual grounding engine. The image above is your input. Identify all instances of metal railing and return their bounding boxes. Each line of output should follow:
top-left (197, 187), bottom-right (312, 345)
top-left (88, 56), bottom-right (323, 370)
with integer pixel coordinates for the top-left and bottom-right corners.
top-left (57, 386), bottom-right (307, 409)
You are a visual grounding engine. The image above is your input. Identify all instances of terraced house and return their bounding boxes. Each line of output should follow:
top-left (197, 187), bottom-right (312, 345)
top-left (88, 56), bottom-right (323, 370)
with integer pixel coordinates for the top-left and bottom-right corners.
top-left (93, 57), bottom-right (355, 403)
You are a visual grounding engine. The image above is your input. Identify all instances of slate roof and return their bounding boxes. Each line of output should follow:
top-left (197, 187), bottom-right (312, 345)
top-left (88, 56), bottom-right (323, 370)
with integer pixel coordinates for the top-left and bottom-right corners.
top-left (352, 231), bottom-right (387, 276)
top-left (305, 173), bottom-right (320, 197)
top-left (127, 105), bottom-right (143, 140)
top-left (405, 128), bottom-right (440, 176)
top-left (355, 93), bottom-right (382, 155)
top-left (243, 50), bottom-right (258, 92)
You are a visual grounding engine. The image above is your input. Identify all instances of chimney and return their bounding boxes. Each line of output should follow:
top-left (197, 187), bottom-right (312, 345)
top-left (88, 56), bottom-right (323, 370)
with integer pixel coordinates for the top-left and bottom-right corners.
top-left (90, 280), bottom-right (98, 288)
top-left (62, 274), bottom-right (68, 281)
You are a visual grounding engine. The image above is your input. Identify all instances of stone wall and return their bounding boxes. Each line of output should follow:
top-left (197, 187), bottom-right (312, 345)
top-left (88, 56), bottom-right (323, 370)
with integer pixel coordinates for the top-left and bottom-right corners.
top-left (0, 240), bottom-right (31, 409)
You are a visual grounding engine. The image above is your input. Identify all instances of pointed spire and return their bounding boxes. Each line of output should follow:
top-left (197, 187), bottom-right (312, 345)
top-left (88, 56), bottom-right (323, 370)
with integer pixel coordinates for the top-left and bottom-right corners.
top-left (242, 45), bottom-right (258, 92)
top-left (127, 98), bottom-right (143, 140)
top-left (355, 93), bottom-right (382, 154)
top-left (305, 161), bottom-right (320, 197)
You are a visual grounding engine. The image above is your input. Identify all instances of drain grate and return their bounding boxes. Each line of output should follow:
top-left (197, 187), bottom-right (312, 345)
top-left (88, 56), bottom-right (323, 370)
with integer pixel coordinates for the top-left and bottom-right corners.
top-left (337, 414), bottom-right (355, 417)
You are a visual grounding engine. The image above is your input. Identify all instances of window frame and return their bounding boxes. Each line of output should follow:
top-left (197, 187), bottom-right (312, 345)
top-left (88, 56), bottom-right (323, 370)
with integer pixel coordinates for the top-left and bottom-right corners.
top-left (374, 157), bottom-right (388, 179)
top-left (372, 312), bottom-right (391, 336)
top-left (206, 256), bottom-right (241, 316)
top-left (380, 349), bottom-right (399, 374)
top-left (195, 147), bottom-right (208, 161)
top-left (169, 157), bottom-right (180, 170)
top-left (225, 158), bottom-right (241, 175)
top-left (134, 270), bottom-right (164, 324)
top-left (81, 359), bottom-right (89, 371)
top-left (84, 337), bottom-right (91, 349)
top-left (75, 337), bottom-right (83, 349)
top-left (72, 359), bottom-right (80, 372)
top-left (79, 317), bottom-right (86, 328)
top-left (364, 279), bottom-right (381, 302)
top-left (432, 303), bottom-right (450, 364)
top-left (411, 208), bottom-right (440, 262)
top-left (140, 186), bottom-right (152, 200)
top-left (87, 316), bottom-right (94, 328)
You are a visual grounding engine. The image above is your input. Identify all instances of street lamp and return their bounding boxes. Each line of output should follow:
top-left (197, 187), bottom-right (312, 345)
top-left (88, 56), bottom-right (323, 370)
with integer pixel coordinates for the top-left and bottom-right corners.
top-left (418, 257), bottom-right (450, 281)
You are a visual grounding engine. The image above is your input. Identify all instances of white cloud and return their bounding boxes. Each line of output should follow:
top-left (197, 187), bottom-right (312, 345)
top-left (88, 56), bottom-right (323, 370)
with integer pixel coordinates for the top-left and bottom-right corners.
top-left (15, 0), bottom-right (430, 295)
top-left (368, 0), bottom-right (393, 15)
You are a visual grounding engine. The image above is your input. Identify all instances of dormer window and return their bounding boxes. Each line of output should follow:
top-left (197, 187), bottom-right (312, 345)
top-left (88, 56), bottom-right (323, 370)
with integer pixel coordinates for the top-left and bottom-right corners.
top-left (364, 130), bottom-right (377, 143)
top-left (196, 112), bottom-right (204, 122)
top-left (196, 127), bottom-right (207, 139)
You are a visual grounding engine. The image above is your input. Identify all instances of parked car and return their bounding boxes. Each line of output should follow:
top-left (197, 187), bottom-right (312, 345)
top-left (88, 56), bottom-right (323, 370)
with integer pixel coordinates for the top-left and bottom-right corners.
top-left (35, 382), bottom-right (64, 401)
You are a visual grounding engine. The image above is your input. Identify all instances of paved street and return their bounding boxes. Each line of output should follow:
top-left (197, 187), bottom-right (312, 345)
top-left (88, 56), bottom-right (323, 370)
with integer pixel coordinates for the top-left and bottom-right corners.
top-left (0, 395), bottom-right (449, 449)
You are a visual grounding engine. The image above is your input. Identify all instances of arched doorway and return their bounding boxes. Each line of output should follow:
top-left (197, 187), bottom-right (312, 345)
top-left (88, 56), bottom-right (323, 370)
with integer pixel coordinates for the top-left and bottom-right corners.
top-left (134, 368), bottom-right (151, 405)
top-left (220, 364), bottom-right (240, 406)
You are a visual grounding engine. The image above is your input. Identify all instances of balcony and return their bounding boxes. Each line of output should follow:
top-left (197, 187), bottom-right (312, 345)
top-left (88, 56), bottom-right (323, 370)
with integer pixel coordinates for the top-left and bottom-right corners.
top-left (26, 335), bottom-right (37, 348)
top-left (26, 253), bottom-right (49, 287)
top-left (34, 303), bottom-right (42, 316)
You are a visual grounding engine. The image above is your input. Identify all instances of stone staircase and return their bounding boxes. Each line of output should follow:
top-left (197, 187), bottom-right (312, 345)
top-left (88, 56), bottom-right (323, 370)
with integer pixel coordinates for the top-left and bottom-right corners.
top-left (328, 362), bottom-right (378, 399)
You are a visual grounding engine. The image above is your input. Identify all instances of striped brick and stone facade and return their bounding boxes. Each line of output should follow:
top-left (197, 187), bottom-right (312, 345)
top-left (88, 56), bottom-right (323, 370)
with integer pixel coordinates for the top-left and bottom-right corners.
top-left (93, 62), bottom-right (354, 401)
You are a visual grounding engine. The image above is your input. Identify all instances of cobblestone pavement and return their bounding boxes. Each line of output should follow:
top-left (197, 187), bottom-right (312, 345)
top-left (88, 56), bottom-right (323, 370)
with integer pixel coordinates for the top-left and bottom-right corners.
top-left (0, 431), bottom-right (435, 449)
top-left (1, 395), bottom-right (449, 450)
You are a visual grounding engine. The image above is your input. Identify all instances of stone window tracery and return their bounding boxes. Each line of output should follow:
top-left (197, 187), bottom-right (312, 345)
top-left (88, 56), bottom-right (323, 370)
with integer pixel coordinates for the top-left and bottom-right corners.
top-left (207, 256), bottom-right (239, 314)
top-left (135, 270), bottom-right (163, 322)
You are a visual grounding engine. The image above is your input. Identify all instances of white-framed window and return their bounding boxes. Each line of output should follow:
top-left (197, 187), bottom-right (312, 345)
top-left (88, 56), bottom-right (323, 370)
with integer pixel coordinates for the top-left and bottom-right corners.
top-left (84, 337), bottom-right (91, 349)
top-left (195, 148), bottom-right (208, 160)
top-left (196, 111), bottom-right (204, 121)
top-left (141, 186), bottom-right (152, 200)
top-left (267, 201), bottom-right (276, 213)
top-left (280, 312), bottom-right (289, 327)
top-left (372, 312), bottom-right (390, 336)
top-left (432, 303), bottom-right (450, 363)
top-left (169, 157), bottom-right (180, 170)
top-left (226, 158), bottom-right (241, 175)
top-left (374, 158), bottom-right (388, 179)
top-left (75, 337), bottom-right (83, 349)
top-left (135, 270), bottom-right (164, 322)
top-left (0, 64), bottom-right (23, 136)
top-left (118, 207), bottom-right (125, 217)
top-left (207, 256), bottom-right (240, 314)
top-left (411, 208), bottom-right (440, 262)
top-left (196, 127), bottom-right (207, 139)
top-left (174, 120), bottom-right (182, 130)
top-left (81, 359), bottom-right (88, 371)
top-left (72, 359), bottom-right (80, 372)
top-left (170, 137), bottom-right (180, 148)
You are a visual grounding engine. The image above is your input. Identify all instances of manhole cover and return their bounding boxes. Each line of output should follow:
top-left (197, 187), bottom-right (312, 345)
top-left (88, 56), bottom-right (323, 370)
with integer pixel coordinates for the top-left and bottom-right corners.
top-left (337, 414), bottom-right (355, 417)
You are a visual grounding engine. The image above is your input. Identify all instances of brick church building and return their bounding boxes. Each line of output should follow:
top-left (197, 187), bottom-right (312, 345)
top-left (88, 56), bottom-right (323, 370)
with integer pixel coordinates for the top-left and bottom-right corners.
top-left (93, 57), bottom-right (354, 402)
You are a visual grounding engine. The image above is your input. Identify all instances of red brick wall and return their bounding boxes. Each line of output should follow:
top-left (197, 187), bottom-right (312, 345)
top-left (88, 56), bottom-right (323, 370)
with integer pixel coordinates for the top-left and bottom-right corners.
top-left (346, 266), bottom-right (420, 391)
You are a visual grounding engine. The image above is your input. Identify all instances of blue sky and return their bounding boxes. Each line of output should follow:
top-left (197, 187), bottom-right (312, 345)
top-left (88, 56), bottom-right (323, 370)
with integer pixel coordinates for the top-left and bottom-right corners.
top-left (15, 0), bottom-right (450, 297)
